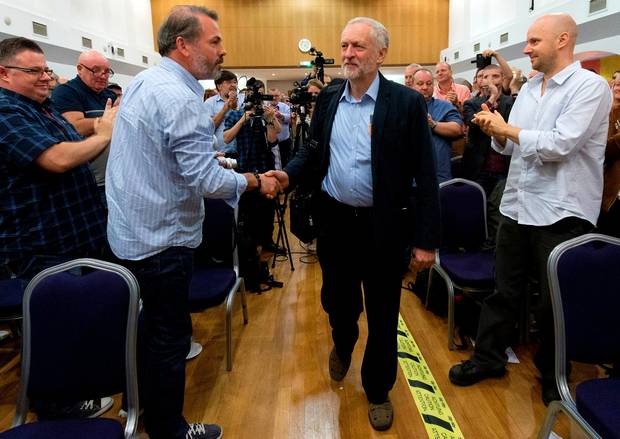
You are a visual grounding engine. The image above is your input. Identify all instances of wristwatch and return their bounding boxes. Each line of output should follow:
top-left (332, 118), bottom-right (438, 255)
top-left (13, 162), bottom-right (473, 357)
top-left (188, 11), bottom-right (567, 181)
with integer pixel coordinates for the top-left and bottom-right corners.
top-left (254, 172), bottom-right (261, 191)
top-left (430, 120), bottom-right (438, 131)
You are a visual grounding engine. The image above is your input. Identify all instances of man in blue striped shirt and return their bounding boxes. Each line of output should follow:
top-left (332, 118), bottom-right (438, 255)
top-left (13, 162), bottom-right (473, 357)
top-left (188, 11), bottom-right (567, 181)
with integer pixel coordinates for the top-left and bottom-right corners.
top-left (106, 6), bottom-right (279, 439)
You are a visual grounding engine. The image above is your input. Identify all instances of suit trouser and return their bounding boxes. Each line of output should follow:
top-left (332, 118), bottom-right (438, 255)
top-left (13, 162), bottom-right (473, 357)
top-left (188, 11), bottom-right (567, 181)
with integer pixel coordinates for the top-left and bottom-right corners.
top-left (472, 215), bottom-right (591, 378)
top-left (316, 193), bottom-right (402, 403)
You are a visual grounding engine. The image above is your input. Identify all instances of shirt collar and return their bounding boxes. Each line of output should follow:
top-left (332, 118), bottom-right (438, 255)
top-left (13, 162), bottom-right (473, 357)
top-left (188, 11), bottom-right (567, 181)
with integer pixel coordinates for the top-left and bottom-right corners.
top-left (159, 57), bottom-right (205, 99)
top-left (529, 61), bottom-right (581, 87)
top-left (340, 72), bottom-right (380, 103)
top-left (0, 86), bottom-right (52, 109)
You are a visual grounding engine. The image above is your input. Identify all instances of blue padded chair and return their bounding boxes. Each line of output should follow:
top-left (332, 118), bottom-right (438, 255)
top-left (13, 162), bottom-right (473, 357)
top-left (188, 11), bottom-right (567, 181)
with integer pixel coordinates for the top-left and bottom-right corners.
top-left (425, 178), bottom-right (495, 350)
top-left (0, 278), bottom-right (25, 338)
top-left (0, 259), bottom-right (140, 439)
top-left (537, 234), bottom-right (620, 439)
top-left (189, 199), bottom-right (249, 371)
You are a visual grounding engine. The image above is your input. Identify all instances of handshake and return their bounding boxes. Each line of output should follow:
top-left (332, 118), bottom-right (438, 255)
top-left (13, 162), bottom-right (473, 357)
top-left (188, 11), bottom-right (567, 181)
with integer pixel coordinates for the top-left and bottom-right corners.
top-left (252, 170), bottom-right (290, 200)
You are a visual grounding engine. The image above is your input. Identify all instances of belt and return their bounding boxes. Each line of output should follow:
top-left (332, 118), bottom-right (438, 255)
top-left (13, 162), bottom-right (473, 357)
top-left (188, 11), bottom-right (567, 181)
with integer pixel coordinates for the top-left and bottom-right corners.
top-left (321, 192), bottom-right (372, 218)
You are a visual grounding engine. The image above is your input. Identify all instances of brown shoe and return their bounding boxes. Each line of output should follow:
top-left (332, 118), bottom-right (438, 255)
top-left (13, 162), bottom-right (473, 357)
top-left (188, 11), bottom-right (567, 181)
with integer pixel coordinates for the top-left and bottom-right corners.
top-left (368, 399), bottom-right (393, 431)
top-left (328, 347), bottom-right (351, 381)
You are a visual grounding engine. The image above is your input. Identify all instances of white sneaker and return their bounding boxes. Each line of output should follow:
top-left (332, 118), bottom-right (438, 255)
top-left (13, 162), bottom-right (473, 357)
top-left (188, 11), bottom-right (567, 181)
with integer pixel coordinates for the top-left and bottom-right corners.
top-left (186, 341), bottom-right (203, 360)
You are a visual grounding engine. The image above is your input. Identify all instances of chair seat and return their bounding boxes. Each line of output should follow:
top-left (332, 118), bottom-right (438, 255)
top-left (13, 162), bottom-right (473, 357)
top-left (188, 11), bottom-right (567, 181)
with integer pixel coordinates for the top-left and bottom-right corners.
top-left (439, 250), bottom-right (495, 288)
top-left (576, 378), bottom-right (620, 439)
top-left (0, 418), bottom-right (123, 438)
top-left (0, 278), bottom-right (25, 317)
top-left (188, 267), bottom-right (237, 312)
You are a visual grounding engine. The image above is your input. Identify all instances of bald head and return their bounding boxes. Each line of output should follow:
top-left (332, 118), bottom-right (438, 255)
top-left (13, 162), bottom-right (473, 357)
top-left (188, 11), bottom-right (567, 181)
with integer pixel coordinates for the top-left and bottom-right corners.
top-left (77, 50), bottom-right (111, 93)
top-left (534, 13), bottom-right (578, 48)
top-left (524, 13), bottom-right (577, 77)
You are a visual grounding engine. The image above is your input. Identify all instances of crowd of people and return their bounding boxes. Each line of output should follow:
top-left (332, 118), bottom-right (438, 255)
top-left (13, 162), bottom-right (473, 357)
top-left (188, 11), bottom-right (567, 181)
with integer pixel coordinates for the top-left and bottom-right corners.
top-left (1, 5), bottom-right (619, 438)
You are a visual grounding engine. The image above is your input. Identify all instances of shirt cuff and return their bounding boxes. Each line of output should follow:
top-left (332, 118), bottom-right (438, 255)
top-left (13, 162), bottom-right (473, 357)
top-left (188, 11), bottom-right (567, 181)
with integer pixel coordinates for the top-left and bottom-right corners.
top-left (225, 172), bottom-right (248, 208)
top-left (518, 129), bottom-right (543, 166)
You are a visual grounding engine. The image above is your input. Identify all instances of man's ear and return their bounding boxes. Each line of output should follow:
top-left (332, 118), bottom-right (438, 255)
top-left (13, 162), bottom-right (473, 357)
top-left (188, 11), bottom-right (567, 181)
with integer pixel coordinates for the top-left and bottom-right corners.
top-left (376, 47), bottom-right (388, 65)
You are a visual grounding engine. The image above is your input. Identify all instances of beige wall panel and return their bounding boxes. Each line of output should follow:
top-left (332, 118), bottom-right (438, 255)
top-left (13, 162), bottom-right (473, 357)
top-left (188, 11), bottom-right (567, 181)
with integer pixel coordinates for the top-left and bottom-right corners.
top-left (150, 0), bottom-right (448, 67)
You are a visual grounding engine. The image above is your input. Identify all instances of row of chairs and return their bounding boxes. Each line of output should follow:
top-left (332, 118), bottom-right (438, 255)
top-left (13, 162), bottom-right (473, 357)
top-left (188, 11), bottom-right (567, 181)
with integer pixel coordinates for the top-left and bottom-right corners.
top-left (426, 178), bottom-right (620, 438)
top-left (0, 199), bottom-right (248, 438)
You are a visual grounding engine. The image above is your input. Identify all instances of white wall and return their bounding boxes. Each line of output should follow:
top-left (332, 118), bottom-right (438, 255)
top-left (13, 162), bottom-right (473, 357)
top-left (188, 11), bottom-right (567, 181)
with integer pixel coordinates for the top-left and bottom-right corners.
top-left (0, 0), bottom-right (159, 88)
top-left (444, 0), bottom-right (620, 80)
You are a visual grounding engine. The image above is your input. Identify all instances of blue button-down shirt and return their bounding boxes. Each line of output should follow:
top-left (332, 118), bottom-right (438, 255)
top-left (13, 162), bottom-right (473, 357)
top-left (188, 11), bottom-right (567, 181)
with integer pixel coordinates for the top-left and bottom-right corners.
top-left (322, 73), bottom-right (379, 207)
top-left (106, 58), bottom-right (248, 260)
top-left (204, 92), bottom-right (244, 153)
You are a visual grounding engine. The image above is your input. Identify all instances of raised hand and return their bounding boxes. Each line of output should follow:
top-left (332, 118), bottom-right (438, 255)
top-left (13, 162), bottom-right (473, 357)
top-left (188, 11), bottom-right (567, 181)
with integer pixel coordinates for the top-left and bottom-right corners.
top-left (94, 98), bottom-right (118, 139)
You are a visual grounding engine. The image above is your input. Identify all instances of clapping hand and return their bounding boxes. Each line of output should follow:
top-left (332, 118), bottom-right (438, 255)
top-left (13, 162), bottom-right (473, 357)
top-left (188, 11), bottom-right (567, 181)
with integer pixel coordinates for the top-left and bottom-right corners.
top-left (472, 103), bottom-right (508, 139)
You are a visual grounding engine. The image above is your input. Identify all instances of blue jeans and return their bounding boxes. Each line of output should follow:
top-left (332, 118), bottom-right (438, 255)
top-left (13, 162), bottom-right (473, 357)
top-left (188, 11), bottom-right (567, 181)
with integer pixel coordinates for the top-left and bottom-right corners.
top-left (123, 247), bottom-right (194, 439)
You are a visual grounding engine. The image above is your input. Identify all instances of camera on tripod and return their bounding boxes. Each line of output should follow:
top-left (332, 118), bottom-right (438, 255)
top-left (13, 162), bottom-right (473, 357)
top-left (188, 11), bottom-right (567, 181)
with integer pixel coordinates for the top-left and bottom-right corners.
top-left (243, 77), bottom-right (274, 118)
top-left (306, 47), bottom-right (334, 83)
top-left (472, 53), bottom-right (492, 69)
top-left (289, 81), bottom-right (316, 116)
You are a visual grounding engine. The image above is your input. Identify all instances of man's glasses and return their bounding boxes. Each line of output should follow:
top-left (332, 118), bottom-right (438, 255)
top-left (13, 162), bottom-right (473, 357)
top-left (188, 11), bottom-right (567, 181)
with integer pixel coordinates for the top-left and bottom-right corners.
top-left (1, 65), bottom-right (54, 77)
top-left (79, 64), bottom-right (115, 77)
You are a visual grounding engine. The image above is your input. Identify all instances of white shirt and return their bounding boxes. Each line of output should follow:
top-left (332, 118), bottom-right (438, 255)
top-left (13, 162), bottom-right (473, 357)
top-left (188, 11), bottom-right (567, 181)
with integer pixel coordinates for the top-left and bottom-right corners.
top-left (493, 61), bottom-right (612, 226)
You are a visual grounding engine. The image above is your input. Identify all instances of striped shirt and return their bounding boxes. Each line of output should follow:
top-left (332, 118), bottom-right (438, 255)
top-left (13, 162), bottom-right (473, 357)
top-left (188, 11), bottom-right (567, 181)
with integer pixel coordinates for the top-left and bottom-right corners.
top-left (0, 88), bottom-right (106, 269)
top-left (106, 57), bottom-right (247, 260)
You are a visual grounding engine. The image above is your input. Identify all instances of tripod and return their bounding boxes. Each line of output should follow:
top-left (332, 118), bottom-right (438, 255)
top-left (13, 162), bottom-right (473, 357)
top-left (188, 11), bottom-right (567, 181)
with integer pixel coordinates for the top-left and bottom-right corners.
top-left (271, 192), bottom-right (295, 271)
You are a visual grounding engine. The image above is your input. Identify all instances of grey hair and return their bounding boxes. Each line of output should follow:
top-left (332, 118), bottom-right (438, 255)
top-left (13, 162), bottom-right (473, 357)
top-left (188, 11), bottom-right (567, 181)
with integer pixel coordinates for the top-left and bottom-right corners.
top-left (345, 17), bottom-right (389, 50)
top-left (157, 5), bottom-right (218, 56)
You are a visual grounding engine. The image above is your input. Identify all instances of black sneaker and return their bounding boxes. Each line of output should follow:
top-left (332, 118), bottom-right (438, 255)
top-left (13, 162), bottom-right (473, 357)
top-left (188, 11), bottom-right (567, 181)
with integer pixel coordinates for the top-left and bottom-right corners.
top-left (449, 360), bottom-right (506, 386)
top-left (36, 397), bottom-right (114, 420)
top-left (541, 379), bottom-right (561, 406)
top-left (75, 397), bottom-right (114, 418)
top-left (185, 423), bottom-right (223, 439)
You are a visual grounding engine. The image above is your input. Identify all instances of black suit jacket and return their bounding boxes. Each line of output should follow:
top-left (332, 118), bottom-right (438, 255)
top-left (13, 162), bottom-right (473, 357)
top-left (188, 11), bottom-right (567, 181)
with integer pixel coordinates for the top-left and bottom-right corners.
top-left (284, 73), bottom-right (440, 251)
top-left (461, 94), bottom-right (514, 180)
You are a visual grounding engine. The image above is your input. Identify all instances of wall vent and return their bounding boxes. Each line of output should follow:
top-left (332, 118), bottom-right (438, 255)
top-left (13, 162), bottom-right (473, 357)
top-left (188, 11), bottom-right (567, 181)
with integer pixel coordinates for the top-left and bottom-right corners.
top-left (589, 0), bottom-right (606, 13)
top-left (453, 51), bottom-right (460, 60)
top-left (117, 47), bottom-right (125, 57)
top-left (500, 33), bottom-right (509, 44)
top-left (81, 37), bottom-right (92, 48)
top-left (142, 55), bottom-right (148, 65)
top-left (32, 21), bottom-right (47, 37)
top-left (473, 42), bottom-right (480, 52)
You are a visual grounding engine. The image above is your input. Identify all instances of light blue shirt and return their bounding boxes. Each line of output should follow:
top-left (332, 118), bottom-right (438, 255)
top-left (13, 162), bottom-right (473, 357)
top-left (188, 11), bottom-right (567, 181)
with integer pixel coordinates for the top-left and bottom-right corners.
top-left (272, 101), bottom-right (291, 142)
top-left (106, 57), bottom-right (247, 260)
top-left (492, 61), bottom-right (611, 226)
top-left (204, 92), bottom-right (244, 153)
top-left (322, 73), bottom-right (380, 207)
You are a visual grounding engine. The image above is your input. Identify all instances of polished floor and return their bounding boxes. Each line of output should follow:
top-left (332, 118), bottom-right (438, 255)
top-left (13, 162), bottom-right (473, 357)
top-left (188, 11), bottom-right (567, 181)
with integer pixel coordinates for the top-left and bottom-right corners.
top-left (0, 237), bottom-right (601, 438)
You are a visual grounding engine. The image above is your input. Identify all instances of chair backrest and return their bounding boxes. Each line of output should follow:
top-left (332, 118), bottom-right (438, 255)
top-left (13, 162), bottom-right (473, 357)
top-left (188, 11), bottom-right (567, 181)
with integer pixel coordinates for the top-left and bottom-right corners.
top-left (548, 234), bottom-right (620, 365)
top-left (15, 258), bottom-right (140, 436)
top-left (438, 178), bottom-right (487, 250)
top-left (196, 198), bottom-right (238, 272)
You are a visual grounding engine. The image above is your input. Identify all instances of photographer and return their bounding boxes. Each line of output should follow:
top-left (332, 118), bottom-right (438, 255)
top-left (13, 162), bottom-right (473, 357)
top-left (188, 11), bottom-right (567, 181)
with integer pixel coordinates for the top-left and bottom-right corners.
top-left (290, 79), bottom-right (322, 157)
top-left (223, 79), bottom-right (283, 262)
top-left (268, 88), bottom-right (292, 166)
top-left (480, 49), bottom-right (514, 95)
top-left (204, 69), bottom-right (244, 153)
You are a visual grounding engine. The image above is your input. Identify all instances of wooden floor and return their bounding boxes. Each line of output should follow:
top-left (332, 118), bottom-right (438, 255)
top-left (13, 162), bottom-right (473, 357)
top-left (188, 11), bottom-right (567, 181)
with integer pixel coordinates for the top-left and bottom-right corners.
top-left (0, 238), bottom-right (602, 438)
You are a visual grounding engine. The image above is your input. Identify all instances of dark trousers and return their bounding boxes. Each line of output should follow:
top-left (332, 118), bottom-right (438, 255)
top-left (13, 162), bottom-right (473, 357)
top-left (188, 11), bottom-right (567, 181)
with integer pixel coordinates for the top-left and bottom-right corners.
top-left (278, 137), bottom-right (292, 167)
top-left (316, 193), bottom-right (402, 403)
top-left (123, 247), bottom-right (193, 439)
top-left (472, 215), bottom-right (591, 379)
top-left (239, 191), bottom-right (276, 248)
top-left (598, 200), bottom-right (620, 239)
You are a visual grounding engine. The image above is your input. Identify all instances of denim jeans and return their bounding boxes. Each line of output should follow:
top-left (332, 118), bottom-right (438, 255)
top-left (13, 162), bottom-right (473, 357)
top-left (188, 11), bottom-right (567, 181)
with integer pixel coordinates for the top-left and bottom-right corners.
top-left (123, 247), bottom-right (194, 439)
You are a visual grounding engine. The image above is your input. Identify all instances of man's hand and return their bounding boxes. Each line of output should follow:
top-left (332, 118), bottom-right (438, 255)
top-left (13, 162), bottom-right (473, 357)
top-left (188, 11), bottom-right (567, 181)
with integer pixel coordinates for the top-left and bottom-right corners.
top-left (446, 90), bottom-right (458, 105)
top-left (263, 170), bottom-right (289, 190)
top-left (482, 49), bottom-right (495, 59)
top-left (94, 98), bottom-right (118, 140)
top-left (472, 103), bottom-right (506, 136)
top-left (427, 114), bottom-right (435, 128)
top-left (259, 173), bottom-right (281, 199)
top-left (226, 91), bottom-right (238, 110)
top-left (409, 248), bottom-right (436, 273)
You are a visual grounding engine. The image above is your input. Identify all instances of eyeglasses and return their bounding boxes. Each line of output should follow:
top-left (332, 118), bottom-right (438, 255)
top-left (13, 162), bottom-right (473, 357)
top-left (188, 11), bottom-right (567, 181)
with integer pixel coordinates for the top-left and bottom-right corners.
top-left (1, 65), bottom-right (54, 77)
top-left (79, 64), bottom-right (114, 78)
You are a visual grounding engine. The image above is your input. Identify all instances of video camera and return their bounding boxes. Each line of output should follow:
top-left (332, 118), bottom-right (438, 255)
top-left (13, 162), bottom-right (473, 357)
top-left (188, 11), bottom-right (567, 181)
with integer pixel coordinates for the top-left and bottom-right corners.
top-left (307, 47), bottom-right (334, 83)
top-left (472, 53), bottom-right (492, 70)
top-left (289, 81), bottom-right (316, 113)
top-left (243, 77), bottom-right (274, 118)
